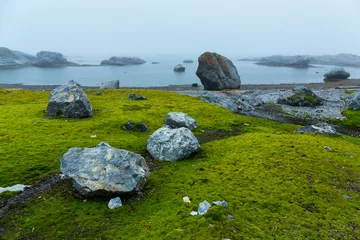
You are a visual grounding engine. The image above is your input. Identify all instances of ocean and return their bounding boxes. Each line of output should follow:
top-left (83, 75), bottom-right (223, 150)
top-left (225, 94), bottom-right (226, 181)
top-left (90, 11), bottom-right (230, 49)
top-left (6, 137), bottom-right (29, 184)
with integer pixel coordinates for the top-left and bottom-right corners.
top-left (0, 55), bottom-right (359, 87)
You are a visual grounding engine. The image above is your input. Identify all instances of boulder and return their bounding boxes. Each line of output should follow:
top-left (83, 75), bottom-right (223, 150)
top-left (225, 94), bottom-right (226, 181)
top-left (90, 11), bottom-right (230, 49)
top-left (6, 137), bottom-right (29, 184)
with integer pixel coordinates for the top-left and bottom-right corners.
top-left (174, 64), bottom-right (185, 72)
top-left (60, 142), bottom-right (150, 196)
top-left (183, 60), bottom-right (193, 63)
top-left (100, 80), bottom-right (120, 89)
top-left (128, 93), bottom-right (147, 100)
top-left (196, 52), bottom-right (241, 90)
top-left (277, 86), bottom-right (323, 107)
top-left (324, 68), bottom-right (350, 80)
top-left (256, 55), bottom-right (310, 68)
top-left (164, 112), bottom-right (197, 130)
top-left (100, 57), bottom-right (146, 66)
top-left (34, 51), bottom-right (77, 67)
top-left (147, 127), bottom-right (200, 161)
top-left (46, 80), bottom-right (93, 118)
top-left (0, 47), bottom-right (35, 68)
top-left (345, 90), bottom-right (360, 110)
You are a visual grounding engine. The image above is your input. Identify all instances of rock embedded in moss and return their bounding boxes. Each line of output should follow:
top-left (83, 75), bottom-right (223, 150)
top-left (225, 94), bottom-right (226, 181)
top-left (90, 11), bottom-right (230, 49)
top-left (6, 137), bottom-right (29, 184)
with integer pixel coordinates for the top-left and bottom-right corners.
top-left (108, 197), bottom-right (122, 209)
top-left (60, 142), bottom-right (150, 196)
top-left (164, 112), bottom-right (197, 130)
top-left (277, 86), bottom-right (323, 107)
top-left (147, 127), bottom-right (200, 161)
top-left (46, 80), bottom-right (93, 118)
top-left (345, 90), bottom-right (360, 110)
top-left (128, 93), bottom-right (147, 100)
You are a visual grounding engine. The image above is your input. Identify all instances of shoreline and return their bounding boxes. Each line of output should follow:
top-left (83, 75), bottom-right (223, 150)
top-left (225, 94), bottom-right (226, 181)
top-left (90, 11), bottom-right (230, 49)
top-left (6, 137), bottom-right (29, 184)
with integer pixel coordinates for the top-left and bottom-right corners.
top-left (0, 79), bottom-right (360, 91)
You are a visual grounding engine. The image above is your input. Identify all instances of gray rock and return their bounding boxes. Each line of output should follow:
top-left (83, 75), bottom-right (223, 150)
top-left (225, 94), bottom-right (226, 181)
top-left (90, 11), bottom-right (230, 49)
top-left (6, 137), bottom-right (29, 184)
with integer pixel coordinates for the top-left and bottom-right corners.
top-left (298, 123), bottom-right (337, 135)
top-left (198, 200), bottom-right (211, 215)
top-left (0, 47), bottom-right (35, 68)
top-left (213, 200), bottom-right (228, 207)
top-left (343, 194), bottom-right (352, 200)
top-left (190, 211), bottom-right (198, 216)
top-left (174, 64), bottom-right (185, 72)
top-left (95, 91), bottom-right (102, 96)
top-left (226, 214), bottom-right (235, 220)
top-left (100, 57), bottom-right (146, 66)
top-left (196, 52), bottom-right (240, 90)
top-left (183, 60), bottom-right (193, 63)
top-left (0, 184), bottom-right (30, 193)
top-left (100, 80), bottom-right (120, 89)
top-left (60, 142), bottom-right (150, 196)
top-left (164, 112), bottom-right (197, 130)
top-left (108, 197), bottom-right (123, 209)
top-left (324, 146), bottom-right (333, 152)
top-left (46, 80), bottom-right (93, 118)
top-left (324, 68), bottom-right (350, 80)
top-left (34, 51), bottom-right (77, 67)
top-left (147, 127), bottom-right (200, 161)
top-left (128, 93), bottom-right (147, 100)
top-left (307, 54), bottom-right (360, 67)
top-left (152, 62), bottom-right (160, 64)
top-left (345, 90), bottom-right (360, 110)
top-left (277, 86), bottom-right (323, 107)
top-left (256, 55), bottom-right (310, 68)
top-left (122, 121), bottom-right (148, 132)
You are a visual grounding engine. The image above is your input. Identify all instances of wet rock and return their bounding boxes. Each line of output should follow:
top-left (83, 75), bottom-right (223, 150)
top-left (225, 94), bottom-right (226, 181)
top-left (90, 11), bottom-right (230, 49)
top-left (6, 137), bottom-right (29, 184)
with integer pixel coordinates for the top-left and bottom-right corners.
top-left (34, 51), bottom-right (77, 67)
top-left (100, 80), bottom-right (120, 89)
top-left (298, 123), bottom-right (337, 135)
top-left (100, 57), bottom-right (146, 66)
top-left (128, 93), bottom-right (147, 100)
top-left (213, 200), bottom-right (228, 207)
top-left (324, 68), bottom-right (350, 80)
top-left (108, 197), bottom-right (123, 209)
top-left (345, 90), bottom-right (360, 110)
top-left (174, 64), bottom-right (185, 72)
top-left (60, 142), bottom-right (150, 196)
top-left (164, 112), bottom-right (197, 130)
top-left (277, 86), bottom-right (323, 107)
top-left (147, 127), bottom-right (200, 161)
top-left (46, 80), bottom-right (93, 118)
top-left (196, 52), bottom-right (241, 90)
top-left (198, 200), bottom-right (211, 215)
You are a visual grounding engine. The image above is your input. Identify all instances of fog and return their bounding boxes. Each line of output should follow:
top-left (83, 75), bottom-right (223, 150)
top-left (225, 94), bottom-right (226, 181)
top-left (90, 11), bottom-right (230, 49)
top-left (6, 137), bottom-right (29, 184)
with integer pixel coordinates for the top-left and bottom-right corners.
top-left (0, 0), bottom-right (359, 58)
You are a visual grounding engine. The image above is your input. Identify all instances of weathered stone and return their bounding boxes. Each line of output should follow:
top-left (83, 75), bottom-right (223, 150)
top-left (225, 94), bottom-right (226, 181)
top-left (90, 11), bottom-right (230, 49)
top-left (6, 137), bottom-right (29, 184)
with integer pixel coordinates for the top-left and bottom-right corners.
top-left (34, 51), bottom-right (77, 67)
top-left (164, 112), bottom-right (197, 130)
top-left (60, 142), bottom-right (150, 196)
top-left (198, 200), bottom-right (211, 215)
top-left (147, 127), bottom-right (200, 161)
top-left (213, 200), bottom-right (228, 207)
top-left (324, 68), bottom-right (350, 80)
top-left (122, 121), bottom-right (148, 132)
top-left (277, 86), bottom-right (323, 107)
top-left (135, 123), bottom-right (148, 132)
top-left (174, 64), bottom-right (185, 72)
top-left (128, 93), bottom-right (147, 100)
top-left (0, 47), bottom-right (35, 68)
top-left (298, 123), bottom-right (337, 135)
top-left (108, 197), bottom-right (122, 209)
top-left (46, 80), bottom-right (93, 118)
top-left (100, 57), bottom-right (146, 66)
top-left (196, 52), bottom-right (240, 90)
top-left (345, 90), bottom-right (360, 110)
top-left (100, 80), bottom-right (119, 89)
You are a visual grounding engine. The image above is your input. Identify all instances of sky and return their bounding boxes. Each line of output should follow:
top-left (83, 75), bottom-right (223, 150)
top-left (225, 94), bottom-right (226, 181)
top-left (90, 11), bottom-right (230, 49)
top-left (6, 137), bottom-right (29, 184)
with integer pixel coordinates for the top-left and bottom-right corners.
top-left (0, 0), bottom-right (359, 58)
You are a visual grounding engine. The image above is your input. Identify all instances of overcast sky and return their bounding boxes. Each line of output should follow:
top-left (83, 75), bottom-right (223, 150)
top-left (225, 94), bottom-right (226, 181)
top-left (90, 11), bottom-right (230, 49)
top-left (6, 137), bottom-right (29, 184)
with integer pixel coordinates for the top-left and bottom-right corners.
top-left (0, 0), bottom-right (359, 57)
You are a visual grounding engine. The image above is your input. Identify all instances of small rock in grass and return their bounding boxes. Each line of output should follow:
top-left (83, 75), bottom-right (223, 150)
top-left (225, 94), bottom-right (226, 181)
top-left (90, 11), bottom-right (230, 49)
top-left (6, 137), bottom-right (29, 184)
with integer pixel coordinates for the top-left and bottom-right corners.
top-left (324, 146), bottom-right (333, 152)
top-left (135, 123), bottom-right (148, 132)
top-left (128, 93), bottom-right (147, 100)
top-left (122, 121), bottom-right (135, 130)
top-left (190, 211), bottom-right (198, 216)
top-left (91, 135), bottom-right (97, 138)
top-left (213, 200), bottom-right (228, 207)
top-left (95, 92), bottom-right (102, 96)
top-left (183, 196), bottom-right (191, 203)
top-left (345, 152), bottom-right (353, 157)
top-left (108, 197), bottom-right (122, 209)
top-left (343, 194), bottom-right (352, 200)
top-left (226, 214), bottom-right (235, 220)
top-left (164, 112), bottom-right (197, 130)
top-left (198, 200), bottom-right (211, 215)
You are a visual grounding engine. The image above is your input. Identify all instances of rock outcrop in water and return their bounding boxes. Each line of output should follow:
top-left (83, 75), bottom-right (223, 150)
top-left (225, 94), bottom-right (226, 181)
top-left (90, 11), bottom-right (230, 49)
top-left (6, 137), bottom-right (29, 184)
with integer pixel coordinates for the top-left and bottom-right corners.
top-left (100, 57), bottom-right (146, 66)
top-left (0, 47), bottom-right (35, 68)
top-left (173, 64), bottom-right (185, 72)
top-left (256, 55), bottom-right (310, 68)
top-left (324, 68), bottom-right (350, 81)
top-left (34, 51), bottom-right (78, 67)
top-left (196, 52), bottom-right (241, 90)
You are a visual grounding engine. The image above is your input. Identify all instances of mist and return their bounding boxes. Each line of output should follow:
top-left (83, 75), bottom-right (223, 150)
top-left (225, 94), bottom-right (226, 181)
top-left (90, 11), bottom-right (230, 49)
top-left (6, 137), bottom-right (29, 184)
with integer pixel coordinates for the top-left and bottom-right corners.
top-left (0, 0), bottom-right (359, 58)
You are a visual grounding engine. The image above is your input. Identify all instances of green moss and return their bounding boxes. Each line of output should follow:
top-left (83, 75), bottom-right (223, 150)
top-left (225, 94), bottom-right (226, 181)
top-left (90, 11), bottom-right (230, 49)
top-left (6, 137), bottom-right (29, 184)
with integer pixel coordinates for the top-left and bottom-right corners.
top-left (1, 89), bottom-right (360, 239)
top-left (345, 90), bottom-right (356, 94)
top-left (335, 110), bottom-right (360, 130)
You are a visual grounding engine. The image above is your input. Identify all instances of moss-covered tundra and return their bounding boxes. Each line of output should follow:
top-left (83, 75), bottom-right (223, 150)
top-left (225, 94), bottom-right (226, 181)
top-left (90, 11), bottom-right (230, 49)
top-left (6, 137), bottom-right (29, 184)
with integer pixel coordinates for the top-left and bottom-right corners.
top-left (1, 89), bottom-right (360, 239)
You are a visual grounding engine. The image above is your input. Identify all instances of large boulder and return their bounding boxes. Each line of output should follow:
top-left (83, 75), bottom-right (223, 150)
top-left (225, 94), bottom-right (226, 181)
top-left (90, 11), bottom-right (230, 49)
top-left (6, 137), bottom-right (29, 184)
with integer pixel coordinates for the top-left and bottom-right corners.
top-left (34, 51), bottom-right (77, 67)
top-left (345, 90), bottom-right (360, 110)
top-left (46, 80), bottom-right (93, 118)
top-left (0, 47), bottom-right (35, 68)
top-left (277, 86), bottom-right (323, 107)
top-left (60, 142), bottom-right (150, 196)
top-left (147, 127), bottom-right (200, 161)
top-left (196, 52), bottom-right (241, 90)
top-left (100, 57), bottom-right (146, 66)
top-left (164, 112), bottom-right (197, 130)
top-left (256, 55), bottom-right (310, 68)
top-left (324, 68), bottom-right (350, 80)
top-left (100, 80), bottom-right (120, 89)
top-left (173, 64), bottom-right (185, 72)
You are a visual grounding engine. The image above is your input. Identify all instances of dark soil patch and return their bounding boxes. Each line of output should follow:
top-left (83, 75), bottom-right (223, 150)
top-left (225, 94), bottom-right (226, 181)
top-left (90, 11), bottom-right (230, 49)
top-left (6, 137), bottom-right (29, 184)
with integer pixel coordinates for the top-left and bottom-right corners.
top-left (196, 127), bottom-right (241, 144)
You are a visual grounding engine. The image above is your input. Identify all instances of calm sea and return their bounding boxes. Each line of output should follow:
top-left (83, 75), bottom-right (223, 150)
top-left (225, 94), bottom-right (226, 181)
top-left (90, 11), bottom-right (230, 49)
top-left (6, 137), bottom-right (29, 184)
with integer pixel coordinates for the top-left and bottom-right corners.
top-left (0, 55), bottom-right (359, 87)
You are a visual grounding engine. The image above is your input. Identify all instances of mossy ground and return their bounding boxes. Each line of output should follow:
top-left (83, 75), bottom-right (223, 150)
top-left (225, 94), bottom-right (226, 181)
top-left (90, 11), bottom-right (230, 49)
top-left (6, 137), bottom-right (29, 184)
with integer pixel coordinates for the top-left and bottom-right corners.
top-left (1, 89), bottom-right (360, 239)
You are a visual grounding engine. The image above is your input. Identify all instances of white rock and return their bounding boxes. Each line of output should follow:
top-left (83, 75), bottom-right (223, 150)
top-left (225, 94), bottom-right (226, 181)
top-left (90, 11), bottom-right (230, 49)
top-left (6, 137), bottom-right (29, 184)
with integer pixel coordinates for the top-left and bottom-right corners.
top-left (190, 211), bottom-right (198, 216)
top-left (183, 196), bottom-right (191, 203)
top-left (0, 184), bottom-right (29, 193)
top-left (108, 197), bottom-right (122, 209)
top-left (198, 200), bottom-right (211, 215)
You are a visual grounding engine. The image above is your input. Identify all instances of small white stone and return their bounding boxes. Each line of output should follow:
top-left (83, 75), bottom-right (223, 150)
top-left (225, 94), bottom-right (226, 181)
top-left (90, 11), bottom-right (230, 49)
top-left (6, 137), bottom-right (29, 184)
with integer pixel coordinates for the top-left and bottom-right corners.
top-left (190, 211), bottom-right (198, 216)
top-left (0, 184), bottom-right (29, 193)
top-left (183, 196), bottom-right (191, 203)
top-left (91, 135), bottom-right (97, 138)
top-left (108, 197), bottom-right (122, 209)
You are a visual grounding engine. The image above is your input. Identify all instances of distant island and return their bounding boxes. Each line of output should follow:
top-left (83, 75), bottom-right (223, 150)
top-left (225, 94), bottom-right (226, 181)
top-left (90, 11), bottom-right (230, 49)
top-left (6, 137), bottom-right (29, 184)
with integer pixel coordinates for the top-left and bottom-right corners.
top-left (100, 57), bottom-right (146, 66)
top-left (239, 53), bottom-right (360, 68)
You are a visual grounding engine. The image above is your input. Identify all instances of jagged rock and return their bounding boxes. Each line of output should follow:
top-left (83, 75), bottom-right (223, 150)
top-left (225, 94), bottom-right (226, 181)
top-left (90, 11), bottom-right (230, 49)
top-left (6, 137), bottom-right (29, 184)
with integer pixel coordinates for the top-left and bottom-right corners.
top-left (196, 52), bottom-right (241, 90)
top-left (256, 55), bottom-right (310, 68)
top-left (34, 51), bottom-right (77, 67)
top-left (108, 197), bottom-right (122, 209)
top-left (183, 60), bottom-right (193, 63)
top-left (0, 47), bottom-right (35, 68)
top-left (128, 93), bottom-right (147, 100)
top-left (100, 57), bottom-right (146, 66)
top-left (198, 200), bottom-right (211, 215)
top-left (164, 112), bottom-right (197, 130)
top-left (46, 80), bottom-right (93, 118)
top-left (174, 64), bottom-right (185, 72)
top-left (277, 86), bottom-right (323, 107)
top-left (298, 123), bottom-right (337, 135)
top-left (147, 127), bottom-right (200, 161)
top-left (345, 90), bottom-right (360, 110)
top-left (324, 68), bottom-right (350, 80)
top-left (60, 142), bottom-right (150, 196)
top-left (100, 80), bottom-right (119, 89)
